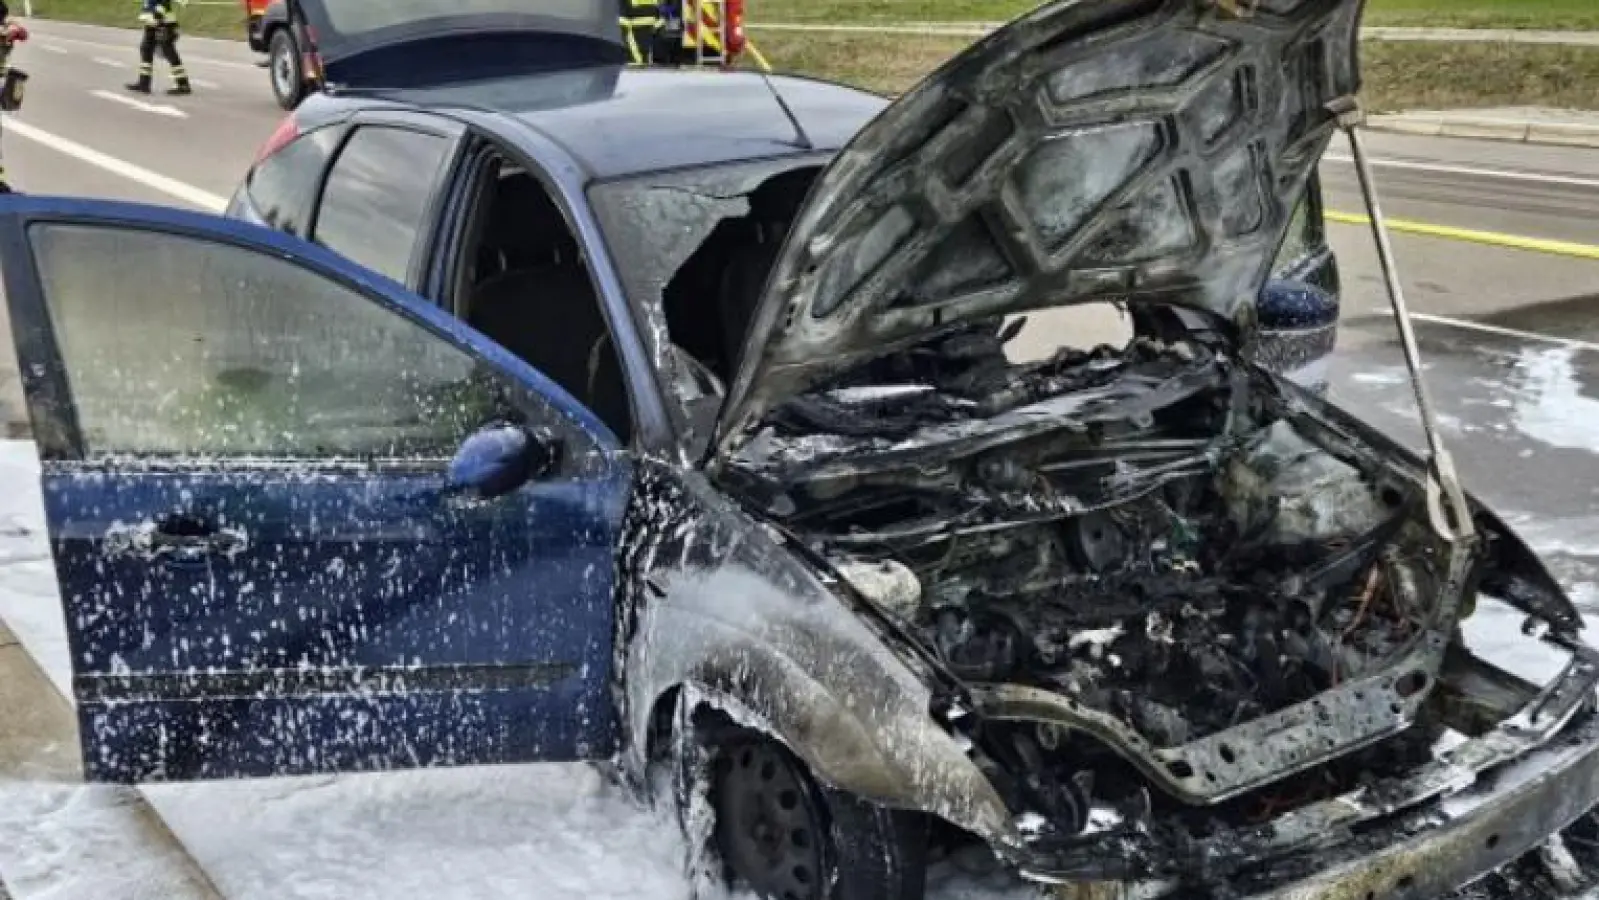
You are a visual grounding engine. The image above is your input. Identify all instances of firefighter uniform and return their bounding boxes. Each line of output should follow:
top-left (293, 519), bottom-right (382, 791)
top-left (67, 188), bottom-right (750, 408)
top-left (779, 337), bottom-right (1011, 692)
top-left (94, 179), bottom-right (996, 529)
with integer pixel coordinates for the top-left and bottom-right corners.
top-left (126, 0), bottom-right (191, 95)
top-left (0, 1), bottom-right (28, 193)
top-left (618, 0), bottom-right (661, 66)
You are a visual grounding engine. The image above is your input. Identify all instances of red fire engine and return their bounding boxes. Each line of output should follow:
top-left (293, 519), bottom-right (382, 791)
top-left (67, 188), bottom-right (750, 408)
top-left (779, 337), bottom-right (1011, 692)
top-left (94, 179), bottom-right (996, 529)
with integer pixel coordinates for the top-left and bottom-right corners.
top-left (624, 0), bottom-right (767, 70)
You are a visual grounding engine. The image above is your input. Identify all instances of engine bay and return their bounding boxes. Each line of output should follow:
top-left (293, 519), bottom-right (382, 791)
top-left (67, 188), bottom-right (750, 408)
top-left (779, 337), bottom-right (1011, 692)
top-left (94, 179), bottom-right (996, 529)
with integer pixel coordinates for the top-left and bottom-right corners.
top-left (727, 319), bottom-right (1444, 801)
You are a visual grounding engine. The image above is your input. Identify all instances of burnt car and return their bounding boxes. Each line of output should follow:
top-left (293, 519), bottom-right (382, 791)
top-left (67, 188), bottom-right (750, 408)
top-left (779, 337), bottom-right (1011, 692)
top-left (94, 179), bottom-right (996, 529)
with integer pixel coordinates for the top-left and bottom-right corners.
top-left (7, 0), bottom-right (1599, 898)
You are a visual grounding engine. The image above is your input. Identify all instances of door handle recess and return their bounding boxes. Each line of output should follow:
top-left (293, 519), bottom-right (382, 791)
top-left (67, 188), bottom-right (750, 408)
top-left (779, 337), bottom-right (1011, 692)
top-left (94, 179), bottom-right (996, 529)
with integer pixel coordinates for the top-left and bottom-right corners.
top-left (149, 515), bottom-right (247, 559)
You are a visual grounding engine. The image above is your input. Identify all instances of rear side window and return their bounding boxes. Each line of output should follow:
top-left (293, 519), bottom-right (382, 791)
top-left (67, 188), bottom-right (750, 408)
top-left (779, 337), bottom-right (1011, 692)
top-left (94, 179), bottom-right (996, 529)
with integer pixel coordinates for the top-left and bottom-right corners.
top-left (245, 125), bottom-right (342, 238)
top-left (313, 126), bottom-right (452, 285)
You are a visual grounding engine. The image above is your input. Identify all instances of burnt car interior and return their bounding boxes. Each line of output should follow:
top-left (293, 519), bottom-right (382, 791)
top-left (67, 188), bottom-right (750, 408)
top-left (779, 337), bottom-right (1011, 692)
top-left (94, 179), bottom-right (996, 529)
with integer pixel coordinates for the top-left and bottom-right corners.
top-left (659, 166), bottom-right (821, 388)
top-left (447, 147), bottom-right (633, 441)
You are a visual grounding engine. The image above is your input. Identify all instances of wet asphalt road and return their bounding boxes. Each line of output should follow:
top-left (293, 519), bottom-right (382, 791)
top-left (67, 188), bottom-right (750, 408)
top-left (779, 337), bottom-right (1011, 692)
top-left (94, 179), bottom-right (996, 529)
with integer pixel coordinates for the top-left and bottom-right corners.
top-left (1328, 310), bottom-right (1599, 599)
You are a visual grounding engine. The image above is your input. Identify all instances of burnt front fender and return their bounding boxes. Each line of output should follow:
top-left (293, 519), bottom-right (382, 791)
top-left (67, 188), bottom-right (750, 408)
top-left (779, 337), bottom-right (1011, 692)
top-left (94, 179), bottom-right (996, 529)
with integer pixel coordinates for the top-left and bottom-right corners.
top-left (617, 463), bottom-right (1019, 849)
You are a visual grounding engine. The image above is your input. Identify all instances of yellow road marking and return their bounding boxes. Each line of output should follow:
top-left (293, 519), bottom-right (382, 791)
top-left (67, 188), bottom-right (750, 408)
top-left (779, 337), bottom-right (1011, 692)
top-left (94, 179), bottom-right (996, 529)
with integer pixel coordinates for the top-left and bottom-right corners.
top-left (1326, 210), bottom-right (1599, 261)
top-left (745, 40), bottom-right (774, 71)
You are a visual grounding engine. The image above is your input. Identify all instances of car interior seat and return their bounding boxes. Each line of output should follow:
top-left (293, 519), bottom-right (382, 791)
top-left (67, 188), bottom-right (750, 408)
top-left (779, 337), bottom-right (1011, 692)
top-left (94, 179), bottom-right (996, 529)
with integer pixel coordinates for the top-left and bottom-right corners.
top-left (466, 173), bottom-right (632, 441)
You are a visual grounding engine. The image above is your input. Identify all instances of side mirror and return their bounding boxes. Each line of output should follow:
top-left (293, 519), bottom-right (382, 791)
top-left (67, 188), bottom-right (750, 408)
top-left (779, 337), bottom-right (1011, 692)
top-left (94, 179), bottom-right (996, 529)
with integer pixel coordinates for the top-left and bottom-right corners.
top-left (446, 424), bottom-right (556, 500)
top-left (1249, 278), bottom-right (1340, 396)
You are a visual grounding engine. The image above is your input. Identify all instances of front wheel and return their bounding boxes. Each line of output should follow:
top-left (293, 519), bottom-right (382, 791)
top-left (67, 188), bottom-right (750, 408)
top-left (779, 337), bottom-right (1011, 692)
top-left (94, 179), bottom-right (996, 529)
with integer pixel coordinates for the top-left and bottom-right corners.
top-left (676, 714), bottom-right (928, 900)
top-left (267, 27), bottom-right (305, 110)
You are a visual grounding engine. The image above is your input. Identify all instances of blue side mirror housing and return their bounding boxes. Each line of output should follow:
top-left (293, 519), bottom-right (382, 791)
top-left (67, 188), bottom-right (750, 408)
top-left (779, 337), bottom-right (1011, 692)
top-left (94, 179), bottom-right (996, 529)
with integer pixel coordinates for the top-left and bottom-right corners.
top-left (1257, 279), bottom-right (1340, 331)
top-left (446, 424), bottom-right (554, 499)
top-left (1250, 278), bottom-right (1341, 396)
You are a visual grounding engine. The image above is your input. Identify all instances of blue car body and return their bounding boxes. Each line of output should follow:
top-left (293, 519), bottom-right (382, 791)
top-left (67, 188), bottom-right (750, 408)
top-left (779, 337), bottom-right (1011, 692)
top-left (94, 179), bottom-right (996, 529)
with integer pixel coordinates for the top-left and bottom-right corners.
top-left (4, 198), bottom-right (630, 774)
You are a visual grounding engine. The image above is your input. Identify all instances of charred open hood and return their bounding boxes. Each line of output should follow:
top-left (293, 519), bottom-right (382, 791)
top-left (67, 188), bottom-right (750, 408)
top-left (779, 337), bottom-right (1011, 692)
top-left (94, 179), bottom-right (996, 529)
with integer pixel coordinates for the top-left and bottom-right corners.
top-left (713, 0), bottom-right (1365, 458)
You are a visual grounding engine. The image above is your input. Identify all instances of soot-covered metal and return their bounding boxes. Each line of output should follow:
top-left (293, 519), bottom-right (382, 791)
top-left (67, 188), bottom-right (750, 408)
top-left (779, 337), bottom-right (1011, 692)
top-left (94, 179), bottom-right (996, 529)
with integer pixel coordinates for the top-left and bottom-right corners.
top-left (604, 0), bottom-right (1599, 894)
top-left (695, 313), bottom-right (1597, 891)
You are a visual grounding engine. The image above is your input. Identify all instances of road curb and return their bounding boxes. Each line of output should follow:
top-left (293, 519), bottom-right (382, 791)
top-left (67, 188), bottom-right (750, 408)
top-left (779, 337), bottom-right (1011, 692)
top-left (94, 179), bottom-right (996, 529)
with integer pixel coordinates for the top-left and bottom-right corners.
top-left (751, 22), bottom-right (1599, 46)
top-left (0, 618), bottom-right (225, 900)
top-left (1365, 115), bottom-right (1599, 149)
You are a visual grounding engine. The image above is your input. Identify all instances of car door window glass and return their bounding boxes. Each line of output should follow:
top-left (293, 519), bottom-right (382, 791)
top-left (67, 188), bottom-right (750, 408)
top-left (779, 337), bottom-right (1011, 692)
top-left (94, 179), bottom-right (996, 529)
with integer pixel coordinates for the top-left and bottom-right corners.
top-left (245, 125), bottom-right (342, 238)
top-left (314, 126), bottom-right (450, 284)
top-left (31, 223), bottom-right (521, 461)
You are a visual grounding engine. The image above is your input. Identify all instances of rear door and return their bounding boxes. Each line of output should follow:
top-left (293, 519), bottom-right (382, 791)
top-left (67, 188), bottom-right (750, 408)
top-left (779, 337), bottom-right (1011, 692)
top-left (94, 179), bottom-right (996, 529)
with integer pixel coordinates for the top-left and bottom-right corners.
top-left (0, 196), bottom-right (628, 782)
top-left (295, 0), bottom-right (628, 90)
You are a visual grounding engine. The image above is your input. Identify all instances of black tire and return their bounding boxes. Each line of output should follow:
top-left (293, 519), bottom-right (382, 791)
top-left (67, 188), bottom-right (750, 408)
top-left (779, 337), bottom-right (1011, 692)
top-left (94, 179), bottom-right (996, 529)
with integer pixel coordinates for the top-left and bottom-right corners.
top-left (246, 16), bottom-right (267, 53)
top-left (267, 27), bottom-right (305, 111)
top-left (677, 714), bottom-right (928, 900)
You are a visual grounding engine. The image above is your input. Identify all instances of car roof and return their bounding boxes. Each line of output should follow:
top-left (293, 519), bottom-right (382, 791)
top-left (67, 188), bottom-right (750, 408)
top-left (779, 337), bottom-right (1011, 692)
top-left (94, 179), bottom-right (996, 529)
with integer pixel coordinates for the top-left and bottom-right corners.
top-left (310, 65), bottom-right (891, 182)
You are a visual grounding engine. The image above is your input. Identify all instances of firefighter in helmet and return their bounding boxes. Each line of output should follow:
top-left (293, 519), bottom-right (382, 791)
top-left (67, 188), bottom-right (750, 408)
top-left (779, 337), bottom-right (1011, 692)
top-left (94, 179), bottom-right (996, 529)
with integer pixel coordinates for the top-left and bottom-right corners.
top-left (126, 0), bottom-right (191, 95)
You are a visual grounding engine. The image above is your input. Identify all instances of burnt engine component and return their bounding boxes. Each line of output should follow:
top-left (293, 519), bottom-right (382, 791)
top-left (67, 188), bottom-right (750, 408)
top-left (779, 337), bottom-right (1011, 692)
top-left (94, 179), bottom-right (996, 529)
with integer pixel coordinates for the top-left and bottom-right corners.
top-left (760, 336), bottom-right (1424, 762)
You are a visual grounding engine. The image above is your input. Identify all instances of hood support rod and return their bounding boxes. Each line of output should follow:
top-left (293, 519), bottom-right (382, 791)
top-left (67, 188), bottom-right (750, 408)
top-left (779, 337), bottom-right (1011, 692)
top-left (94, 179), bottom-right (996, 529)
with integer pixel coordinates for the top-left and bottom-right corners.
top-left (1337, 103), bottom-right (1476, 543)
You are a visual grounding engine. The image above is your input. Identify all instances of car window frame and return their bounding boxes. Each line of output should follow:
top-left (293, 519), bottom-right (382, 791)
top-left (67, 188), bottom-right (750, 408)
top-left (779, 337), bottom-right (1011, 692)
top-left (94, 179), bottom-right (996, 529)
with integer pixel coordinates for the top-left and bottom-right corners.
top-left (423, 139), bottom-right (500, 312)
top-left (307, 115), bottom-right (465, 291)
top-left (243, 121), bottom-right (348, 239)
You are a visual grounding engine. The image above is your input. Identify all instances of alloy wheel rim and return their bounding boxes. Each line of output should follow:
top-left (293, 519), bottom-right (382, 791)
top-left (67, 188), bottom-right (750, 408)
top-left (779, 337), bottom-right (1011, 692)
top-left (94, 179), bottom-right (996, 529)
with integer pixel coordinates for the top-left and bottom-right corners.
top-left (272, 47), bottom-right (294, 96)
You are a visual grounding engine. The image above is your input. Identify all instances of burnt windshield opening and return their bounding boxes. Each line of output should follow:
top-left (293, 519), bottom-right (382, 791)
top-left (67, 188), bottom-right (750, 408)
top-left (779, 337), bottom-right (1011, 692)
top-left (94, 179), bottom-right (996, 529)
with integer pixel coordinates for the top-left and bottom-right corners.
top-left (660, 167), bottom-right (818, 386)
top-left (588, 157), bottom-right (826, 387)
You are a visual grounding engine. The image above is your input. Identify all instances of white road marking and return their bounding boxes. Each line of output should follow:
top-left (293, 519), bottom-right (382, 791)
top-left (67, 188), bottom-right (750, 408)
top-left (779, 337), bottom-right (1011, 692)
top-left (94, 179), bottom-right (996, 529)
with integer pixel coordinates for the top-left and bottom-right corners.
top-left (38, 44), bottom-right (67, 55)
top-left (91, 54), bottom-right (220, 89)
top-left (1364, 308), bottom-right (1599, 354)
top-left (91, 88), bottom-right (187, 118)
top-left (1322, 153), bottom-right (1599, 191)
top-left (1414, 313), bottom-right (1599, 353)
top-left (4, 118), bottom-right (228, 211)
top-left (32, 33), bottom-right (257, 71)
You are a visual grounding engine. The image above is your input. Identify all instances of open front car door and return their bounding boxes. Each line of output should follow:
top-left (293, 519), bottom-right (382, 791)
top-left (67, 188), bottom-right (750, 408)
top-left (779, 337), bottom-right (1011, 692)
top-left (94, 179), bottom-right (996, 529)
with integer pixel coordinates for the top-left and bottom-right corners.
top-left (0, 196), bottom-right (628, 782)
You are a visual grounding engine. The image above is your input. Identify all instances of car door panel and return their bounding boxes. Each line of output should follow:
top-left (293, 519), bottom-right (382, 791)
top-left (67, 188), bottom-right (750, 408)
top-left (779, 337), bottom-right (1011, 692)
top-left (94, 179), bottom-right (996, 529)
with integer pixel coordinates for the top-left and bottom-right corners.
top-left (0, 196), bottom-right (626, 782)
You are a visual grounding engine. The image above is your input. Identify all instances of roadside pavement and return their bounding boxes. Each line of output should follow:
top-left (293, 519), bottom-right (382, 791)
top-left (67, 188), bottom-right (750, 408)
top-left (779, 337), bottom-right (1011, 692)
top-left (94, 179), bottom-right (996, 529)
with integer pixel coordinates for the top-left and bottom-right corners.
top-left (0, 568), bottom-right (221, 899)
top-left (1368, 107), bottom-right (1599, 149)
top-left (1361, 27), bottom-right (1599, 47)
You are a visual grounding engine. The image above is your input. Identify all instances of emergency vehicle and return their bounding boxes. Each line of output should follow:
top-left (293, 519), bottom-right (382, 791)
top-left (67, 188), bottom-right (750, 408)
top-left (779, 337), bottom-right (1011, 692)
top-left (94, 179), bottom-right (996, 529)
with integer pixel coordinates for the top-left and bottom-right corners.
top-left (244, 0), bottom-right (762, 111)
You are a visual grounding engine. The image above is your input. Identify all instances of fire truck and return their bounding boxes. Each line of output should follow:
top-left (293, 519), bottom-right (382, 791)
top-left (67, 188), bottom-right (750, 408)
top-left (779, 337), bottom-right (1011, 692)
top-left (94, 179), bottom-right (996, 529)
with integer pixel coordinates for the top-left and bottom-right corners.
top-left (622, 0), bottom-right (765, 69)
top-left (243, 0), bottom-right (763, 111)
